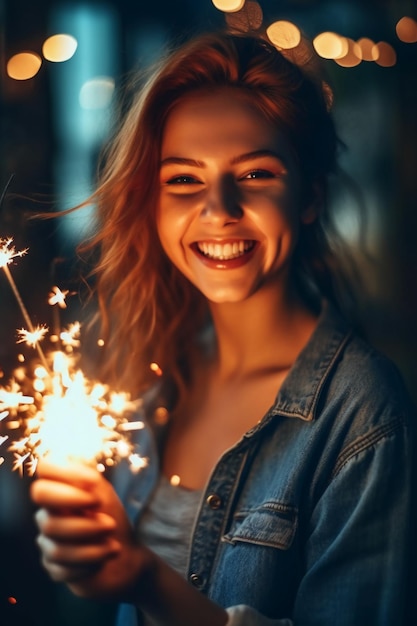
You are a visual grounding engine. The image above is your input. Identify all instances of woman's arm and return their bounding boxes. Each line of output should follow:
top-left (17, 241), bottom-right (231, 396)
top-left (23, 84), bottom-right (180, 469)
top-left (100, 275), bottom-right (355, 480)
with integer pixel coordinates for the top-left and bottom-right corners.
top-left (30, 460), bottom-right (228, 626)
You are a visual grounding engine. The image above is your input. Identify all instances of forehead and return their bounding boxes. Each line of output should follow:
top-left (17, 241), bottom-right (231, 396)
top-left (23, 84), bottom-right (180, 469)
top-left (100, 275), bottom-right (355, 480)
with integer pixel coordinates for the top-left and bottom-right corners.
top-left (161, 88), bottom-right (287, 157)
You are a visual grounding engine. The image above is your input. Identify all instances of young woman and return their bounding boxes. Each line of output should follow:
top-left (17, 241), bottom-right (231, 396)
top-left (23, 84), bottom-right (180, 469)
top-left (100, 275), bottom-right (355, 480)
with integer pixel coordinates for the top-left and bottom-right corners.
top-left (30, 32), bottom-right (415, 626)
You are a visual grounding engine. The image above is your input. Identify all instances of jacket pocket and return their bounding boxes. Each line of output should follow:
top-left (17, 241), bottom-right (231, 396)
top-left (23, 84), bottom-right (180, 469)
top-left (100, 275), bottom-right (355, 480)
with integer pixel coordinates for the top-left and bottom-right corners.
top-left (222, 501), bottom-right (297, 550)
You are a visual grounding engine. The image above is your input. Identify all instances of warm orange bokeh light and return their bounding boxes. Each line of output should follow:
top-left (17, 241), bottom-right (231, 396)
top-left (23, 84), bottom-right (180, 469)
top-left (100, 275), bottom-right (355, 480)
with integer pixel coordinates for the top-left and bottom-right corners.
top-left (266, 20), bottom-right (301, 50)
top-left (373, 42), bottom-right (397, 67)
top-left (150, 362), bottom-right (163, 377)
top-left (396, 16), bottom-right (417, 43)
top-left (313, 32), bottom-right (348, 59)
top-left (357, 37), bottom-right (379, 61)
top-left (7, 52), bottom-right (42, 80)
top-left (334, 38), bottom-right (362, 67)
top-left (42, 34), bottom-right (78, 62)
top-left (170, 474), bottom-right (181, 486)
top-left (211, 0), bottom-right (245, 12)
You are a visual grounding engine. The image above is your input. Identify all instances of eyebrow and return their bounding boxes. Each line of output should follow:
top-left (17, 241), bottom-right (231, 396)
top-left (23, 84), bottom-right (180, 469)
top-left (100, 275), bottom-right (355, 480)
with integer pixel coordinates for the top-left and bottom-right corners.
top-left (231, 150), bottom-right (286, 166)
top-left (160, 150), bottom-right (286, 168)
top-left (160, 156), bottom-right (205, 168)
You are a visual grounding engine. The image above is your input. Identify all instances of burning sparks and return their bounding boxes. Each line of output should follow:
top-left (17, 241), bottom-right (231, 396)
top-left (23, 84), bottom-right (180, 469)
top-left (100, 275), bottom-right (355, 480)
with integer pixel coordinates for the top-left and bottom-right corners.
top-left (60, 321), bottom-right (81, 348)
top-left (1, 330), bottom-right (146, 476)
top-left (0, 238), bottom-right (28, 268)
top-left (0, 236), bottom-right (148, 476)
top-left (4, 351), bottom-right (143, 474)
top-left (17, 325), bottom-right (49, 347)
top-left (48, 285), bottom-right (69, 308)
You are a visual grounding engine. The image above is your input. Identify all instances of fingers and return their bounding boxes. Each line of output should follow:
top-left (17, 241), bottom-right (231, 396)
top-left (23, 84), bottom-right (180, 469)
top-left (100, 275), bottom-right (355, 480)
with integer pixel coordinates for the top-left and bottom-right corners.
top-left (35, 458), bottom-right (101, 488)
top-left (37, 533), bottom-right (120, 567)
top-left (35, 509), bottom-right (116, 540)
top-left (30, 478), bottom-right (100, 509)
top-left (38, 539), bottom-right (120, 584)
top-left (34, 508), bottom-right (121, 584)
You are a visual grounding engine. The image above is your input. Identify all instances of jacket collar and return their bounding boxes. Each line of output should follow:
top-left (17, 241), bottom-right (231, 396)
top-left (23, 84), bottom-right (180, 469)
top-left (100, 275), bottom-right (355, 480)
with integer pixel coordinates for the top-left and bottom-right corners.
top-left (270, 302), bottom-right (352, 422)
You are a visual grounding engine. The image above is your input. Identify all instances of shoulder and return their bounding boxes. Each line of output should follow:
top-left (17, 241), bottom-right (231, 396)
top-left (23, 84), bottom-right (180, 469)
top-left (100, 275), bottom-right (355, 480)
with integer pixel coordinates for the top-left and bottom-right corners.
top-left (328, 327), bottom-right (415, 426)
top-left (277, 302), bottom-right (416, 429)
top-left (322, 330), bottom-right (416, 473)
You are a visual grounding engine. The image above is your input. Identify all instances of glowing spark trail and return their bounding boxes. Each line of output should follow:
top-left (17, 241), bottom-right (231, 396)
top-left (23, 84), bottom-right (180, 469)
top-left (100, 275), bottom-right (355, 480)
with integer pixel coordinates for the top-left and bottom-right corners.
top-left (0, 384), bottom-right (34, 409)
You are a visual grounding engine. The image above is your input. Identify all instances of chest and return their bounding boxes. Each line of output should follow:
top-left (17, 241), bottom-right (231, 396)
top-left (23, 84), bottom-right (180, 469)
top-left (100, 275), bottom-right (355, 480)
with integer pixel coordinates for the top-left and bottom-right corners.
top-left (162, 371), bottom-right (287, 489)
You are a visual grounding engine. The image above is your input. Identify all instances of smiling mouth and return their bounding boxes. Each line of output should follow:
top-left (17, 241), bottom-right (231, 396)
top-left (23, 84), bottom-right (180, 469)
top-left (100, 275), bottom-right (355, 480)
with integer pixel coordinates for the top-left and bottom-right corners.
top-left (194, 240), bottom-right (256, 261)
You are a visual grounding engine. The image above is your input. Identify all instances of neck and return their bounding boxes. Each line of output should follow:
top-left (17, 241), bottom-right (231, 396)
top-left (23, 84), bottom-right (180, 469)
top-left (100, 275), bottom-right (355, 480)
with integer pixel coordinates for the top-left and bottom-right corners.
top-left (208, 282), bottom-right (319, 381)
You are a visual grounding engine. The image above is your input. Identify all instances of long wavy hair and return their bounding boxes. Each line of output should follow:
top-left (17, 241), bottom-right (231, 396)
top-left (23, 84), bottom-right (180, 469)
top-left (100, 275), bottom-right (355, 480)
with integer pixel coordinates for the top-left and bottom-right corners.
top-left (80, 31), bottom-right (354, 399)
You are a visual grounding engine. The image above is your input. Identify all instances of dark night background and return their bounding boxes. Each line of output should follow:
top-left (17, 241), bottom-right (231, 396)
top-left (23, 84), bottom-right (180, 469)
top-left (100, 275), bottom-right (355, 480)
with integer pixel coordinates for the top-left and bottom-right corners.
top-left (1, 1), bottom-right (416, 624)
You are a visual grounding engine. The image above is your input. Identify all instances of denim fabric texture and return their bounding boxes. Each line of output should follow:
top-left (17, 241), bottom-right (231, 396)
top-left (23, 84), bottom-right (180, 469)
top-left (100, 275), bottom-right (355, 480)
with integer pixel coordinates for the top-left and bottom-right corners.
top-left (114, 303), bottom-right (416, 626)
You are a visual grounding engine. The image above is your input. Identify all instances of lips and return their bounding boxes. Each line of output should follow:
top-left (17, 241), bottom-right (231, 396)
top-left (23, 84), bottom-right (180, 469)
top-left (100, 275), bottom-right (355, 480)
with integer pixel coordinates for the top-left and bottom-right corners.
top-left (191, 239), bottom-right (257, 269)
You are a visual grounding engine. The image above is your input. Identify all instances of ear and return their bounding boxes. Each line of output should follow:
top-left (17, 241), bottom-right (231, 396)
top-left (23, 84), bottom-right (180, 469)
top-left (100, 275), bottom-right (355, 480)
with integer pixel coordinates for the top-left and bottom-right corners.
top-left (300, 181), bottom-right (322, 225)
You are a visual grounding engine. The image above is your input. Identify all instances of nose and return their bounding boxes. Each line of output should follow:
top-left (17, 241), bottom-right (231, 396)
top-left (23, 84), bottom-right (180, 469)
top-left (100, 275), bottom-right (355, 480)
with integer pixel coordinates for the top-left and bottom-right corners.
top-left (200, 175), bottom-right (243, 225)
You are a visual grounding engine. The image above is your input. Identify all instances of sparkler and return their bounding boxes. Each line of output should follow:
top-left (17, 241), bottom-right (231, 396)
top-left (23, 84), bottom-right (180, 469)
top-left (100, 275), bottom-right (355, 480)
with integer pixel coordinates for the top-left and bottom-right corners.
top-left (0, 236), bottom-right (148, 475)
top-left (0, 238), bottom-right (49, 372)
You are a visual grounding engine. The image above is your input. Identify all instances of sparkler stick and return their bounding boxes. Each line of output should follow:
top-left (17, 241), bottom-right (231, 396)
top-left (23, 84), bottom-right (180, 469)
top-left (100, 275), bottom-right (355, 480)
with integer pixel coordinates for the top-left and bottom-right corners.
top-left (4, 264), bottom-right (49, 369)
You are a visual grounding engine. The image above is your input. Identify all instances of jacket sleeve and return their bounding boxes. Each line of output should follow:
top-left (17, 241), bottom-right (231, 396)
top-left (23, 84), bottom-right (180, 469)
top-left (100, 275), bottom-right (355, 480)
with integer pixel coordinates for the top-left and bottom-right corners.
top-left (225, 416), bottom-right (415, 626)
top-left (295, 417), bottom-right (414, 625)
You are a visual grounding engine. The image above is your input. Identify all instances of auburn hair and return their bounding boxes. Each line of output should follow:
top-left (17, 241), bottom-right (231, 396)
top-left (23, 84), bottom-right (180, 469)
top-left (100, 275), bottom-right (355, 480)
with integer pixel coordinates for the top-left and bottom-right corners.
top-left (80, 31), bottom-right (352, 398)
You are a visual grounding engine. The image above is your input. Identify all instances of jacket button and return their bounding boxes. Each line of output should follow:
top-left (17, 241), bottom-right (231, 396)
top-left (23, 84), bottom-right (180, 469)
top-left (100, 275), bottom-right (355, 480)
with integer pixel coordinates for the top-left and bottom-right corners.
top-left (206, 493), bottom-right (222, 509)
top-left (189, 573), bottom-right (203, 588)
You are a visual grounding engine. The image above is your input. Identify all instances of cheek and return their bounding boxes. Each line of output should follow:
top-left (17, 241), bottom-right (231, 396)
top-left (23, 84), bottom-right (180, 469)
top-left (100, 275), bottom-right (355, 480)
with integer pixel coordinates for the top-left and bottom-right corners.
top-left (156, 206), bottom-right (188, 268)
top-left (250, 190), bottom-right (301, 234)
top-left (249, 196), bottom-right (301, 266)
top-left (157, 196), bottom-right (197, 244)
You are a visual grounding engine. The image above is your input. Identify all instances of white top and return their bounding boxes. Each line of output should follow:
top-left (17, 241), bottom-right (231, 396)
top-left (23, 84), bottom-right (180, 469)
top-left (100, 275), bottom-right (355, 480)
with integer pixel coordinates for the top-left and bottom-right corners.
top-left (137, 473), bottom-right (202, 625)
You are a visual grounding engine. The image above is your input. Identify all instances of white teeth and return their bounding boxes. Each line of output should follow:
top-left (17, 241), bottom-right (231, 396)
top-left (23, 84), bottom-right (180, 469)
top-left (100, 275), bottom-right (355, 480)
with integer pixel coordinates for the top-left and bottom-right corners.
top-left (197, 240), bottom-right (254, 260)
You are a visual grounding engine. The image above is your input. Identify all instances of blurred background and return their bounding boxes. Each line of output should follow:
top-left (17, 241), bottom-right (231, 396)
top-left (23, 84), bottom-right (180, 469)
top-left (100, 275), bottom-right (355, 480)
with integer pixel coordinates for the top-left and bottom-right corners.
top-left (0, 0), bottom-right (416, 624)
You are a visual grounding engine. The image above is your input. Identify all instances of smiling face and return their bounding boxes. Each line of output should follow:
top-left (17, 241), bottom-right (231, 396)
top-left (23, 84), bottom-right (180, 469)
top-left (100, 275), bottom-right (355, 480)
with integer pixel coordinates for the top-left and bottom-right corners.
top-left (157, 89), bottom-right (313, 305)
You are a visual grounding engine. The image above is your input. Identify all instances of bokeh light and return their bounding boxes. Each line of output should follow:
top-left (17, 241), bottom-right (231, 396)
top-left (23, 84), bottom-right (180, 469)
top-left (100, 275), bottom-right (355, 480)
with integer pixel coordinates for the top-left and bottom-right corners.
top-left (334, 38), bottom-right (362, 67)
top-left (373, 41), bottom-right (396, 67)
top-left (170, 474), bottom-right (181, 486)
top-left (42, 34), bottom-right (78, 62)
top-left (313, 32), bottom-right (348, 59)
top-left (211, 0), bottom-right (245, 12)
top-left (79, 77), bottom-right (115, 109)
top-left (357, 37), bottom-right (379, 61)
top-left (266, 21), bottom-right (301, 50)
top-left (7, 52), bottom-right (42, 80)
top-left (396, 16), bottom-right (417, 43)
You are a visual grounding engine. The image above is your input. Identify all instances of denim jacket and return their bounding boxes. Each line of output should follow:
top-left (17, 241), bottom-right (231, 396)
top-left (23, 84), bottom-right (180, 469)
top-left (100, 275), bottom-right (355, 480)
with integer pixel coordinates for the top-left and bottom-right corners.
top-left (114, 303), bottom-right (416, 626)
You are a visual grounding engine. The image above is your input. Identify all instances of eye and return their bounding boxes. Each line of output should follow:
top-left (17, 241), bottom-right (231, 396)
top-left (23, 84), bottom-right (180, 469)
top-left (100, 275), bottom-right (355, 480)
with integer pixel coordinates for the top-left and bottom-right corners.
top-left (241, 169), bottom-right (277, 180)
top-left (165, 175), bottom-right (202, 185)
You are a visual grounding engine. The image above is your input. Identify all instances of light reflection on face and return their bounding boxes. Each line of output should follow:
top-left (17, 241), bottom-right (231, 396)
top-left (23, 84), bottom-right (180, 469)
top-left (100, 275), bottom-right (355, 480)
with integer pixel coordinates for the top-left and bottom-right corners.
top-left (157, 89), bottom-right (312, 305)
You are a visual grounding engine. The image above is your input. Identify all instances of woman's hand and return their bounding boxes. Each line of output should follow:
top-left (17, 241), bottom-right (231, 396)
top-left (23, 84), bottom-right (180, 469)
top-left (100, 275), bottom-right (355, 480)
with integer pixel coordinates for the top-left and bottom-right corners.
top-left (30, 459), bottom-right (154, 601)
top-left (31, 459), bottom-right (229, 626)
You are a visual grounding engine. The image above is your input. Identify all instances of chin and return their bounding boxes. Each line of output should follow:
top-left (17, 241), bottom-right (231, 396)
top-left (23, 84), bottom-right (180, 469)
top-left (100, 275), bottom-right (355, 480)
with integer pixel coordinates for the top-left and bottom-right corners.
top-left (202, 287), bottom-right (258, 305)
